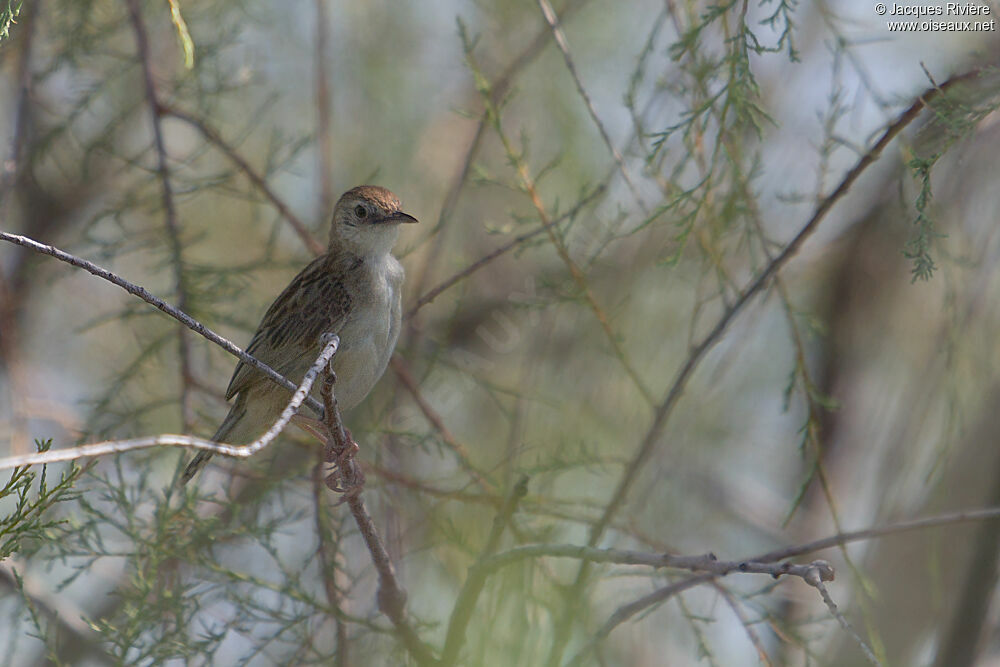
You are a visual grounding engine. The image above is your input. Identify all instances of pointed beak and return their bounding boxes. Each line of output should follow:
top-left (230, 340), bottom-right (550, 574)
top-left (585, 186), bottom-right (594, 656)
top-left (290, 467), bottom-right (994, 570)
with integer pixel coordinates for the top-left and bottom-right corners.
top-left (388, 211), bottom-right (419, 224)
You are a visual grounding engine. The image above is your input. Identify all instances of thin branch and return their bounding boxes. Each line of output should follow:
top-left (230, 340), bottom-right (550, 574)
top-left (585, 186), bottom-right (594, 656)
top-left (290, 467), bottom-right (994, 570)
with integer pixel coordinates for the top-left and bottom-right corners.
top-left (0, 336), bottom-right (339, 471)
top-left (125, 0), bottom-right (196, 430)
top-left (565, 575), bottom-right (712, 666)
top-left (534, 0), bottom-right (645, 210)
top-left (160, 104), bottom-right (325, 256)
top-left (546, 66), bottom-right (987, 666)
top-left (750, 505), bottom-right (1000, 563)
top-left (713, 583), bottom-right (772, 667)
top-left (806, 571), bottom-right (880, 666)
top-left (0, 231), bottom-right (324, 415)
top-left (566, 505), bottom-right (1000, 664)
top-left (475, 543), bottom-right (834, 582)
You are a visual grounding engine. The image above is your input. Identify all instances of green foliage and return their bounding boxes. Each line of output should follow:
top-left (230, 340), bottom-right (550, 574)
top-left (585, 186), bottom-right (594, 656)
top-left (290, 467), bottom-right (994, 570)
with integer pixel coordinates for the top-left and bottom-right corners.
top-left (904, 155), bottom-right (941, 282)
top-left (3, 1), bottom-right (999, 665)
top-left (0, 0), bottom-right (20, 42)
top-left (903, 72), bottom-right (1000, 281)
top-left (0, 440), bottom-right (82, 561)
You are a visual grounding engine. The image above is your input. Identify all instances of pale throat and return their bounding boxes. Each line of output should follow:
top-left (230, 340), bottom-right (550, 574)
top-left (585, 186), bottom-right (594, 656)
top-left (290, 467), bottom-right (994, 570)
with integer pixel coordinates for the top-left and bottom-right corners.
top-left (329, 224), bottom-right (400, 260)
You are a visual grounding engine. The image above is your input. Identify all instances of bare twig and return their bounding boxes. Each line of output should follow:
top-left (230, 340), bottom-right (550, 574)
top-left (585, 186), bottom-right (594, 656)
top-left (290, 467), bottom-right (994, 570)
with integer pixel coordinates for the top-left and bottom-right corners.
top-left (160, 104), bottom-right (325, 256)
top-left (565, 505), bottom-right (1000, 664)
top-left (125, 0), bottom-right (196, 430)
top-left (568, 562), bottom-right (835, 667)
top-left (806, 570), bottom-right (880, 666)
top-left (0, 231), bottom-right (324, 416)
top-left (474, 543), bottom-right (834, 583)
top-left (547, 66), bottom-right (986, 666)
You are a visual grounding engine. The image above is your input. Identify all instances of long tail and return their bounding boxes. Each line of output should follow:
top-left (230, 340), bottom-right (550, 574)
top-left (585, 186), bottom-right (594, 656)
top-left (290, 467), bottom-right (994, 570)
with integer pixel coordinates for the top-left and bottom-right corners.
top-left (180, 450), bottom-right (214, 485)
top-left (180, 398), bottom-right (246, 486)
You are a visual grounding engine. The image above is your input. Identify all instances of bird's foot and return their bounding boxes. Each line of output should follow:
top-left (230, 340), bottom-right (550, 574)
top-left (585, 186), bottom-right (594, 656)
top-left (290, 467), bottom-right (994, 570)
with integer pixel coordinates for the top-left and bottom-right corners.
top-left (324, 428), bottom-right (365, 497)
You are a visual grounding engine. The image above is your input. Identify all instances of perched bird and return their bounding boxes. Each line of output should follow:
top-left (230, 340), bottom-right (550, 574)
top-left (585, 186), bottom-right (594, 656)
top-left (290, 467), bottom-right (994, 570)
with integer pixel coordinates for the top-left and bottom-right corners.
top-left (181, 185), bottom-right (417, 484)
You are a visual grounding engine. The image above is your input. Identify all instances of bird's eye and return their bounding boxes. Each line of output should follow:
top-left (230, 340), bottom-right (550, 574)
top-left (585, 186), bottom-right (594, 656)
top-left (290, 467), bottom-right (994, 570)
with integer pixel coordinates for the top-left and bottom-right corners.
top-left (354, 205), bottom-right (367, 218)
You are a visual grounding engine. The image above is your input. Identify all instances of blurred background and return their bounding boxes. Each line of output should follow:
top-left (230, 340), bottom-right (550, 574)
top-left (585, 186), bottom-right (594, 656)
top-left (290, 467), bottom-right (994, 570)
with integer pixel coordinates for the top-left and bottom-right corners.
top-left (1, 0), bottom-right (1000, 664)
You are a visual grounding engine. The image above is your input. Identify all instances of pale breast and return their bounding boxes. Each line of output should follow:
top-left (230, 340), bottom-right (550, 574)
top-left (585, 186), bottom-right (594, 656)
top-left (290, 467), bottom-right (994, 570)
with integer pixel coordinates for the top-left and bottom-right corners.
top-left (328, 255), bottom-right (403, 411)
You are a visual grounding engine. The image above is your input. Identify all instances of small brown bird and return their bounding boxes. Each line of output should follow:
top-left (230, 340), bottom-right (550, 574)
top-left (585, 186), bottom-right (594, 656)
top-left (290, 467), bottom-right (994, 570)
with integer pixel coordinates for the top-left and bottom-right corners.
top-left (181, 186), bottom-right (417, 484)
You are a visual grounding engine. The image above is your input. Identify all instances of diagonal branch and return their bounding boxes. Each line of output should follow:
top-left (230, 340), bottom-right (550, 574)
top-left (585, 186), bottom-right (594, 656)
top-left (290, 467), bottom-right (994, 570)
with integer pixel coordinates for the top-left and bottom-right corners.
top-left (0, 231), bottom-right (324, 416)
top-left (406, 0), bottom-right (594, 324)
top-left (160, 104), bottom-right (325, 256)
top-left (461, 36), bottom-right (656, 407)
top-left (390, 356), bottom-right (493, 492)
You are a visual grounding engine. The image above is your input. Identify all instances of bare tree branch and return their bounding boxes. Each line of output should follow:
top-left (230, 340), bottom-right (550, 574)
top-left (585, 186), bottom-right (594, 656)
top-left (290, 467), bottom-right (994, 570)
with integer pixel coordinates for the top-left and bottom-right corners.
top-left (0, 231), bottom-right (324, 416)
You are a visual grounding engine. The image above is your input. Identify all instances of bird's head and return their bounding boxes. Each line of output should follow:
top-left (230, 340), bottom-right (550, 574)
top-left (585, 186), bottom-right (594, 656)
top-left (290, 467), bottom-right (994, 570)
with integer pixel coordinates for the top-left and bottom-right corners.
top-left (329, 185), bottom-right (418, 257)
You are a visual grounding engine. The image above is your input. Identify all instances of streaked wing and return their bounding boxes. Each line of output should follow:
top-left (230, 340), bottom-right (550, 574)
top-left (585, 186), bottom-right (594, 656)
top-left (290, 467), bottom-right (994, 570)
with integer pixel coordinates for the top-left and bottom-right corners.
top-left (225, 255), bottom-right (352, 399)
